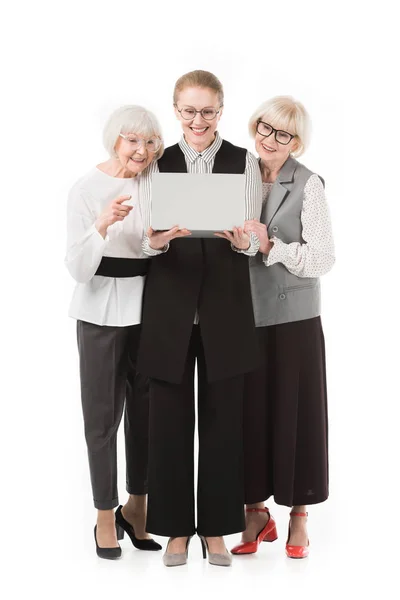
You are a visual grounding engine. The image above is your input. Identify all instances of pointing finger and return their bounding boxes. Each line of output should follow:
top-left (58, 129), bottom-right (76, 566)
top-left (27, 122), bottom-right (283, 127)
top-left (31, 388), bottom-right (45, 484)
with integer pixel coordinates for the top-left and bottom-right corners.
top-left (115, 195), bottom-right (132, 204)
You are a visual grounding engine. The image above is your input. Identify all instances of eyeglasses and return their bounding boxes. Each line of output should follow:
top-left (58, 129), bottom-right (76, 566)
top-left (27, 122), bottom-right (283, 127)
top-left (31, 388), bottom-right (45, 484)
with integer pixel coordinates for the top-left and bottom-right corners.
top-left (256, 121), bottom-right (296, 145)
top-left (174, 105), bottom-right (222, 121)
top-left (119, 133), bottom-right (162, 152)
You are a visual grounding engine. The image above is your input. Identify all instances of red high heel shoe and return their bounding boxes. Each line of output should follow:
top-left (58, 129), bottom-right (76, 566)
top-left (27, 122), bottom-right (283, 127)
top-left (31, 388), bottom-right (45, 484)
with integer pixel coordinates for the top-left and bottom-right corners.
top-left (231, 507), bottom-right (278, 555)
top-left (285, 511), bottom-right (309, 559)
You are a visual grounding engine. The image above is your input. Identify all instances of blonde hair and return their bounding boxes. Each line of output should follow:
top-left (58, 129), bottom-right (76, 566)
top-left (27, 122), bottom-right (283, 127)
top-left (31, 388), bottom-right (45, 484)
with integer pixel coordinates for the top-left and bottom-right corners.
top-left (103, 105), bottom-right (164, 159)
top-left (248, 96), bottom-right (311, 157)
top-left (173, 70), bottom-right (224, 106)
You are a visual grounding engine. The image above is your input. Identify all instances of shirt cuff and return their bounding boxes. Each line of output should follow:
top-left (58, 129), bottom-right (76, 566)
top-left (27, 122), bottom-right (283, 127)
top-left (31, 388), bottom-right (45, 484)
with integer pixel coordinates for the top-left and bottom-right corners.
top-left (263, 237), bottom-right (285, 266)
top-left (231, 232), bottom-right (260, 257)
top-left (142, 235), bottom-right (169, 256)
top-left (89, 222), bottom-right (109, 244)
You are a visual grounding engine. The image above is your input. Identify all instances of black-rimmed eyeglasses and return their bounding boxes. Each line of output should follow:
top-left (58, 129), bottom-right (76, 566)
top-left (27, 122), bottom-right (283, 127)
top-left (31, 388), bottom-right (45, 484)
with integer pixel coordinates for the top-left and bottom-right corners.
top-left (256, 120), bottom-right (296, 145)
top-left (175, 105), bottom-right (222, 121)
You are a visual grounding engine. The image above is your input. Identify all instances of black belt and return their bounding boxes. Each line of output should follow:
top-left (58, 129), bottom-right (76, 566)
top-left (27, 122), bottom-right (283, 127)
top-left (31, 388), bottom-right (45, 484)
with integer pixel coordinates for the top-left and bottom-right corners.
top-left (95, 257), bottom-right (149, 278)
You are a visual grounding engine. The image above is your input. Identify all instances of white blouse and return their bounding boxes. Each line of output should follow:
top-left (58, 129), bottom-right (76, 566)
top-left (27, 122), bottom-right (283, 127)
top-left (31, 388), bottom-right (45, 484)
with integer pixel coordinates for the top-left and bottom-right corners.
top-left (65, 168), bottom-right (148, 327)
top-left (264, 174), bottom-right (335, 277)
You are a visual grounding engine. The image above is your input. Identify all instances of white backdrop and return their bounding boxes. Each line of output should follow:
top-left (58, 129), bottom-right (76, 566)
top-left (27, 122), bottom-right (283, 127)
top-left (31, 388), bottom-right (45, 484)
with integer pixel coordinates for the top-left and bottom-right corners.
top-left (1, 1), bottom-right (398, 598)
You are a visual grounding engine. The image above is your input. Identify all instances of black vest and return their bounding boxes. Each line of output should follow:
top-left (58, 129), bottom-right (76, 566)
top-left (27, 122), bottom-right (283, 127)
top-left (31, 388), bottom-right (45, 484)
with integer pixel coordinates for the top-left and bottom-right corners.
top-left (137, 140), bottom-right (260, 384)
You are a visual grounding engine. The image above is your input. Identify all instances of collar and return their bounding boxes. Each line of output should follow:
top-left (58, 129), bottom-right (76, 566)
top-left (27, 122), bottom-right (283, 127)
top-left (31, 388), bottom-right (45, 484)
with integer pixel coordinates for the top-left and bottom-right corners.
top-left (178, 131), bottom-right (223, 164)
top-left (276, 155), bottom-right (298, 184)
top-left (258, 155), bottom-right (298, 185)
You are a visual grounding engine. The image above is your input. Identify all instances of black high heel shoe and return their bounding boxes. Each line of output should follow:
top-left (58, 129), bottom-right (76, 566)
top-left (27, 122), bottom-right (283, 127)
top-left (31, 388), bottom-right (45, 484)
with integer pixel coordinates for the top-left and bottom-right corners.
top-left (115, 505), bottom-right (162, 551)
top-left (94, 524), bottom-right (124, 560)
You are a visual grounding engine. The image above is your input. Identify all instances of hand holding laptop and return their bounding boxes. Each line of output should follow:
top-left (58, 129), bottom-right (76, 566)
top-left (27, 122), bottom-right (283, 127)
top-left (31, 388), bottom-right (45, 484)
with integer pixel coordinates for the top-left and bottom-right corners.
top-left (244, 219), bottom-right (272, 254)
top-left (214, 226), bottom-right (250, 250)
top-left (147, 225), bottom-right (191, 250)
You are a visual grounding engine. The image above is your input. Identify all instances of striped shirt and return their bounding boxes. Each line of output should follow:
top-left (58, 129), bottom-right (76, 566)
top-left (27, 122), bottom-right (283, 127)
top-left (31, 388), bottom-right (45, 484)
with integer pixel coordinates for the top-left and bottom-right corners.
top-left (141, 132), bottom-right (262, 256)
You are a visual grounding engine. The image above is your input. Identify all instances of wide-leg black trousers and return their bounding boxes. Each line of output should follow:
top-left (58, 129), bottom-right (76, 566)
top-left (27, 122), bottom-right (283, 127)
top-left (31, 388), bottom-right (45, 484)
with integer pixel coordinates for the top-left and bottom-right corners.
top-left (243, 317), bottom-right (329, 507)
top-left (77, 320), bottom-right (149, 510)
top-left (146, 326), bottom-right (246, 537)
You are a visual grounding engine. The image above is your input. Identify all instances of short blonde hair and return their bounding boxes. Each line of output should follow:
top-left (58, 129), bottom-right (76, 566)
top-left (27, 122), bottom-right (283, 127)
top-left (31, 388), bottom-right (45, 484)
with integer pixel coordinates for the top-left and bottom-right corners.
top-left (173, 70), bottom-right (224, 106)
top-left (103, 105), bottom-right (164, 159)
top-left (248, 96), bottom-right (310, 157)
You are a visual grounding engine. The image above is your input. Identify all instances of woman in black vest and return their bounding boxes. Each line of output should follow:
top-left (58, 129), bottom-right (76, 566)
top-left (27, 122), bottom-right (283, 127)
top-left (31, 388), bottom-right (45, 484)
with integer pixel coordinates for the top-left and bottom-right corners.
top-left (138, 70), bottom-right (262, 567)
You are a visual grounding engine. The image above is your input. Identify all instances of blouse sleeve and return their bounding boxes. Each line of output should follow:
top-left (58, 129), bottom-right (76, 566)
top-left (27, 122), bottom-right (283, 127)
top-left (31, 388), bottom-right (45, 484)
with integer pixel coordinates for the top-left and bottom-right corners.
top-left (264, 174), bottom-right (335, 277)
top-left (64, 185), bottom-right (106, 283)
top-left (231, 151), bottom-right (262, 256)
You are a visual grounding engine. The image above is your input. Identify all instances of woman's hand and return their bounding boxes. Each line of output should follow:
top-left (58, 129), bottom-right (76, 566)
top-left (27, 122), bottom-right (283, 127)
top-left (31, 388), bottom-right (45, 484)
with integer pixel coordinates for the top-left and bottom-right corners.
top-left (214, 227), bottom-right (250, 250)
top-left (244, 219), bottom-right (273, 255)
top-left (95, 195), bottom-right (133, 238)
top-left (147, 226), bottom-right (191, 250)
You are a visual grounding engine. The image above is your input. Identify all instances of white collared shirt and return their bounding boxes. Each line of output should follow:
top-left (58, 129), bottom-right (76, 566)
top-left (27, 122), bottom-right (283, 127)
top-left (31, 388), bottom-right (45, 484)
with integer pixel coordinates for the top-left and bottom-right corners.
top-left (65, 167), bottom-right (149, 327)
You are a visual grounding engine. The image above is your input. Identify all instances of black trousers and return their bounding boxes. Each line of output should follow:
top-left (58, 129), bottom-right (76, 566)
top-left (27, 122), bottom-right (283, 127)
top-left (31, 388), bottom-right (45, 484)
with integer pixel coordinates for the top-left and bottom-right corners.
top-left (146, 326), bottom-right (246, 537)
top-left (77, 321), bottom-right (149, 510)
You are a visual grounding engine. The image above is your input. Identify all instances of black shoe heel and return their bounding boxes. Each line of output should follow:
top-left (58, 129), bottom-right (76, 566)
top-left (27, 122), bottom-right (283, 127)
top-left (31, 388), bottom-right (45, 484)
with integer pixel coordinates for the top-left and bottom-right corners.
top-left (94, 525), bottom-right (122, 560)
top-left (199, 536), bottom-right (207, 559)
top-left (115, 505), bottom-right (162, 551)
top-left (116, 523), bottom-right (125, 540)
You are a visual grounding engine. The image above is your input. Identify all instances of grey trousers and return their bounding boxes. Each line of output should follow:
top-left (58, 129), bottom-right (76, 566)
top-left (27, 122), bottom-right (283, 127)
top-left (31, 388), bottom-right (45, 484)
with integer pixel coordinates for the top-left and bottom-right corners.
top-left (77, 320), bottom-right (149, 510)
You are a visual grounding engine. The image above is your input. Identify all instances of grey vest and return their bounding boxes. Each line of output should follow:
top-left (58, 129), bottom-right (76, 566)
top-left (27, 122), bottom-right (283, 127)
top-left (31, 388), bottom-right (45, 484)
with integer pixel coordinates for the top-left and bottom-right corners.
top-left (250, 156), bottom-right (323, 327)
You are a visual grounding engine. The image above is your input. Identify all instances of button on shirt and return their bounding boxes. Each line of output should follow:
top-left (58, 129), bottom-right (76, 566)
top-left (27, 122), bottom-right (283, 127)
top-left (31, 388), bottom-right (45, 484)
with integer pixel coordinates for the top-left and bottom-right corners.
top-left (66, 168), bottom-right (149, 326)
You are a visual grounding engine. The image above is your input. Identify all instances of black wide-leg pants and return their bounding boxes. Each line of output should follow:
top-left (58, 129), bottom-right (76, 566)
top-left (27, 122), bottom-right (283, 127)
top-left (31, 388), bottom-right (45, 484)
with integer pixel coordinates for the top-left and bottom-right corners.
top-left (77, 320), bottom-right (149, 510)
top-left (146, 326), bottom-right (246, 537)
top-left (243, 317), bottom-right (329, 507)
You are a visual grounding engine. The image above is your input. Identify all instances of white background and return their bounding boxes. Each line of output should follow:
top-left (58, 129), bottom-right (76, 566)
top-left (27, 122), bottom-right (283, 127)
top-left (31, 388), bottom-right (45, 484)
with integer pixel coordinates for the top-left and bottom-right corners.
top-left (1, 1), bottom-right (399, 598)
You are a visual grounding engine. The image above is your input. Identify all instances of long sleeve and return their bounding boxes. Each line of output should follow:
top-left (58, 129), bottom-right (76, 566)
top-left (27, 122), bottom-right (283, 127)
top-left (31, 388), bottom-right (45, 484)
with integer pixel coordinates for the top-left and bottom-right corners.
top-left (65, 186), bottom-right (106, 283)
top-left (232, 151), bottom-right (262, 256)
top-left (142, 237), bottom-right (169, 256)
top-left (140, 160), bottom-right (169, 256)
top-left (264, 174), bottom-right (335, 277)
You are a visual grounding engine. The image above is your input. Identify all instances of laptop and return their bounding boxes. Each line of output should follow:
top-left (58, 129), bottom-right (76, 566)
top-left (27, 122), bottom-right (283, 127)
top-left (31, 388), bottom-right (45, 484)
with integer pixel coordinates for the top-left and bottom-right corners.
top-left (151, 173), bottom-right (246, 238)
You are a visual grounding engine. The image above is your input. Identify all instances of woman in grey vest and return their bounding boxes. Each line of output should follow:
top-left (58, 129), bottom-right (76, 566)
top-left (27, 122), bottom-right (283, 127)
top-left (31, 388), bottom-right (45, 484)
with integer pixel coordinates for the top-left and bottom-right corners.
top-left (65, 106), bottom-right (163, 558)
top-left (231, 96), bottom-right (335, 559)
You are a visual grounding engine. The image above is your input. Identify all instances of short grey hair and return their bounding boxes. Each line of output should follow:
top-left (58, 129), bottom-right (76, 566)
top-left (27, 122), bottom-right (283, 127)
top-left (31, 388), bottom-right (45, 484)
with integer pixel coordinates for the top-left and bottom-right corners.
top-left (248, 96), bottom-right (311, 158)
top-left (103, 105), bottom-right (164, 159)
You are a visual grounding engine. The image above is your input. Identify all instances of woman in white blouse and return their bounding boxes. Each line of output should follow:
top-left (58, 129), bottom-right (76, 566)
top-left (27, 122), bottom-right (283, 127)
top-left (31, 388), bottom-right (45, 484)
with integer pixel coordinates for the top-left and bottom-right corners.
top-left (65, 105), bottom-right (163, 559)
top-left (231, 96), bottom-right (335, 560)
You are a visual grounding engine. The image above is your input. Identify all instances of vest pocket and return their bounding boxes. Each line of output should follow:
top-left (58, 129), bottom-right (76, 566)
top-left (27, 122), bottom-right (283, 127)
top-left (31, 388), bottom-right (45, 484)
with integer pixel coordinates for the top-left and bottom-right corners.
top-left (283, 281), bottom-right (318, 293)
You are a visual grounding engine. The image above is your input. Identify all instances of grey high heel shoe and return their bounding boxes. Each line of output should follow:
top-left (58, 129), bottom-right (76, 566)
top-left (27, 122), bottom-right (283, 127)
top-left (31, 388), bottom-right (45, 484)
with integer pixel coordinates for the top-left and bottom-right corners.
top-left (163, 536), bottom-right (192, 567)
top-left (198, 535), bottom-right (232, 567)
